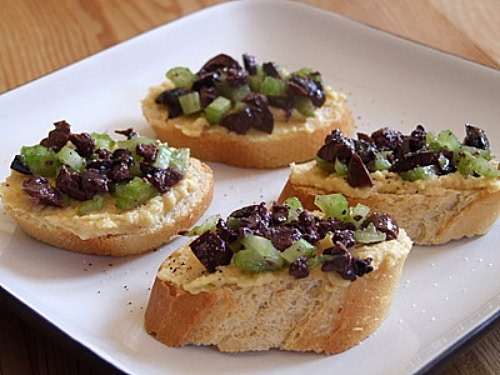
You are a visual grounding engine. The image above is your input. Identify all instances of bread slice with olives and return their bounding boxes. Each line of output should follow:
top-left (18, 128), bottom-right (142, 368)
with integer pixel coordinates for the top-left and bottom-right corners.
top-left (145, 195), bottom-right (412, 353)
top-left (0, 122), bottom-right (214, 256)
top-left (279, 125), bottom-right (500, 245)
top-left (142, 54), bottom-right (354, 168)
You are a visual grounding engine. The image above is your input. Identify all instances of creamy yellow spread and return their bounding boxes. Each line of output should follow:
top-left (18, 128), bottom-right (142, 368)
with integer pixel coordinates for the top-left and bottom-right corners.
top-left (148, 80), bottom-right (346, 138)
top-left (157, 230), bottom-right (412, 294)
top-left (0, 169), bottom-right (198, 240)
top-left (290, 161), bottom-right (500, 198)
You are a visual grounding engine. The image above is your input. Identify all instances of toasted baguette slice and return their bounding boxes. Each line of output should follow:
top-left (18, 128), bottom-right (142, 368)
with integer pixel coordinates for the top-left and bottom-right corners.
top-left (145, 231), bottom-right (412, 354)
top-left (0, 158), bottom-right (214, 256)
top-left (142, 82), bottom-right (354, 168)
top-left (280, 161), bottom-right (500, 245)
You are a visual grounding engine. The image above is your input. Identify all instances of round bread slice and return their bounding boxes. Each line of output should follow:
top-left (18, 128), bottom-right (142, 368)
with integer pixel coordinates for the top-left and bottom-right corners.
top-left (279, 161), bottom-right (500, 245)
top-left (0, 158), bottom-right (214, 256)
top-left (144, 231), bottom-right (412, 353)
top-left (142, 82), bottom-right (354, 168)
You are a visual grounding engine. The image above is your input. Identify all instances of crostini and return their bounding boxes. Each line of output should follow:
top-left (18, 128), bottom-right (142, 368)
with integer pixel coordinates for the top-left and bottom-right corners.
top-left (145, 194), bottom-right (412, 353)
top-left (142, 53), bottom-right (353, 168)
top-left (0, 122), bottom-right (214, 256)
top-left (279, 124), bottom-right (500, 245)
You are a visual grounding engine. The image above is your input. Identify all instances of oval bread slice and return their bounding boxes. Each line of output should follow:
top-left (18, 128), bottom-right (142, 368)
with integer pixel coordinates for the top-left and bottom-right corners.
top-left (0, 158), bottom-right (214, 256)
top-left (145, 230), bottom-right (412, 353)
top-left (142, 83), bottom-right (354, 168)
top-left (279, 162), bottom-right (500, 245)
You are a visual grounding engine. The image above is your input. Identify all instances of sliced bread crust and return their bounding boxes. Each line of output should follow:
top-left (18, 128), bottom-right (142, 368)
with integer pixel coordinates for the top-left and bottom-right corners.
top-left (142, 84), bottom-right (354, 168)
top-left (1, 158), bottom-right (214, 256)
top-left (279, 174), bottom-right (500, 246)
top-left (145, 231), bottom-right (412, 353)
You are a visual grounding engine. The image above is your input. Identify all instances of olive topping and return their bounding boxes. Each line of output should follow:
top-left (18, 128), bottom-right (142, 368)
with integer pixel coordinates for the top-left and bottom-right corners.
top-left (10, 155), bottom-right (32, 175)
top-left (317, 124), bottom-right (497, 186)
top-left (464, 124), bottom-right (490, 150)
top-left (22, 176), bottom-right (64, 207)
top-left (184, 196), bottom-right (393, 280)
top-left (156, 53), bottom-right (328, 134)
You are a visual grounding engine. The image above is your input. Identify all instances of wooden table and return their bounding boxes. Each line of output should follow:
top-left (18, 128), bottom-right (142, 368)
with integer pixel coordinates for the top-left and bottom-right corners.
top-left (0, 0), bottom-right (499, 374)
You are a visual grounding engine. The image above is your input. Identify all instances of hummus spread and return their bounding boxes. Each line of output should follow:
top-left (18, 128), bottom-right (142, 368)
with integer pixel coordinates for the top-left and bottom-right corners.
top-left (290, 161), bottom-right (500, 198)
top-left (158, 230), bottom-right (412, 294)
top-left (145, 81), bottom-right (347, 138)
top-left (0, 168), bottom-right (198, 240)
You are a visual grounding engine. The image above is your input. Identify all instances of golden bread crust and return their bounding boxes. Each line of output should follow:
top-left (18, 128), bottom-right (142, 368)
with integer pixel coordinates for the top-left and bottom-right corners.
top-left (144, 234), bottom-right (411, 353)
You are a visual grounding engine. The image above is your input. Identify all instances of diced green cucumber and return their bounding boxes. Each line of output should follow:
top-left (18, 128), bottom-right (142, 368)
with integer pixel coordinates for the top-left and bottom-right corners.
top-left (283, 196), bottom-right (303, 222)
top-left (427, 130), bottom-right (461, 153)
top-left (232, 101), bottom-right (248, 113)
top-left (400, 165), bottom-right (438, 181)
top-left (154, 145), bottom-right (172, 168)
top-left (354, 223), bottom-right (386, 244)
top-left (248, 66), bottom-right (265, 92)
top-left (56, 145), bottom-right (86, 172)
top-left (314, 194), bottom-right (349, 221)
top-left (308, 254), bottom-right (334, 269)
top-left (259, 77), bottom-right (287, 96)
top-left (222, 85), bottom-right (251, 102)
top-left (226, 216), bottom-right (240, 230)
top-left (178, 92), bottom-right (201, 115)
top-left (457, 152), bottom-right (499, 177)
top-left (280, 239), bottom-right (315, 263)
top-left (315, 156), bottom-right (336, 174)
top-left (129, 154), bottom-right (143, 176)
top-left (169, 148), bottom-right (190, 172)
top-left (347, 203), bottom-right (371, 228)
top-left (294, 97), bottom-right (315, 117)
top-left (292, 68), bottom-right (313, 77)
top-left (166, 67), bottom-right (196, 90)
top-left (91, 132), bottom-right (115, 150)
top-left (114, 177), bottom-right (159, 210)
top-left (118, 136), bottom-right (157, 151)
top-left (205, 96), bottom-right (232, 124)
top-left (20, 145), bottom-right (60, 177)
top-left (77, 195), bottom-right (105, 215)
top-left (374, 153), bottom-right (391, 171)
top-left (186, 214), bottom-right (221, 236)
top-left (234, 235), bottom-right (285, 273)
top-left (458, 145), bottom-right (492, 160)
top-left (335, 158), bottom-right (348, 176)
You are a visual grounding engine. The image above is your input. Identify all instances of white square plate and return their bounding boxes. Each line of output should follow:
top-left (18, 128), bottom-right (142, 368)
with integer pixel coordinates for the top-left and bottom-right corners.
top-left (1, 1), bottom-right (499, 374)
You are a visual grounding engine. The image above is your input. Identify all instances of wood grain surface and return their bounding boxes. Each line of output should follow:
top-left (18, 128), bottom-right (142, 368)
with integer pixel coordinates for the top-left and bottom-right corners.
top-left (0, 0), bottom-right (499, 374)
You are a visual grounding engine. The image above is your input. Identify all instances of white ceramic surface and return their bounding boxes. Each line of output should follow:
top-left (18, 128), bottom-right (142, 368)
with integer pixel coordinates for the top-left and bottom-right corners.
top-left (1, 1), bottom-right (499, 374)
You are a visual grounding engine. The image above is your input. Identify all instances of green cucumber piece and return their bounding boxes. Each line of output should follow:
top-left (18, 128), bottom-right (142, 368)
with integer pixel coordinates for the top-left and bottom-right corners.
top-left (222, 85), bottom-right (251, 102)
top-left (314, 194), bottom-right (349, 221)
top-left (283, 197), bottom-right (303, 222)
top-left (114, 177), bottom-right (159, 210)
top-left (20, 145), bottom-right (60, 177)
top-left (56, 145), bottom-right (86, 172)
top-left (280, 239), bottom-right (315, 264)
top-left (292, 68), bottom-right (313, 77)
top-left (77, 195), bottom-right (105, 215)
top-left (234, 235), bottom-right (285, 273)
top-left (154, 144), bottom-right (172, 169)
top-left (248, 66), bottom-right (265, 92)
top-left (186, 214), bottom-right (221, 236)
top-left (178, 92), bottom-right (201, 115)
top-left (166, 67), bottom-right (196, 90)
top-left (169, 148), bottom-right (190, 172)
top-left (259, 76), bottom-right (287, 96)
top-left (348, 203), bottom-right (371, 229)
top-left (205, 96), bottom-right (231, 124)
top-left (294, 97), bottom-right (315, 117)
top-left (335, 158), bottom-right (348, 176)
top-left (354, 223), bottom-right (386, 244)
top-left (427, 130), bottom-right (461, 153)
top-left (91, 132), bottom-right (115, 150)
top-left (374, 153), bottom-right (391, 171)
top-left (315, 156), bottom-right (336, 174)
top-left (308, 254), bottom-right (334, 269)
top-left (400, 165), bottom-right (438, 181)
